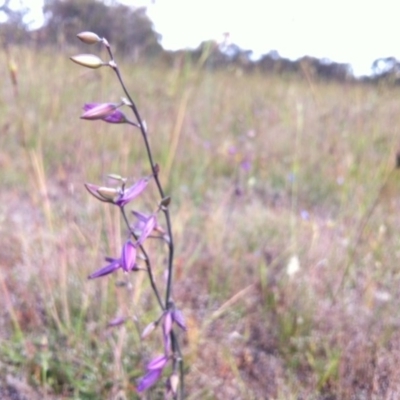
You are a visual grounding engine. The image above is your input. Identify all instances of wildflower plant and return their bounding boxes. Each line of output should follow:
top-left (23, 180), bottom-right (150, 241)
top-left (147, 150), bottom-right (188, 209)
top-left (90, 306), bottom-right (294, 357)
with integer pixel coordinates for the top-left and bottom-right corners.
top-left (70, 31), bottom-right (186, 397)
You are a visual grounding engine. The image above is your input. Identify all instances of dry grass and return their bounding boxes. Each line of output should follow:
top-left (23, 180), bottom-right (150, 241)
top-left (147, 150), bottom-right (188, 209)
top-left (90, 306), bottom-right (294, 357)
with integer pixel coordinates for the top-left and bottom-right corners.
top-left (1, 44), bottom-right (400, 399)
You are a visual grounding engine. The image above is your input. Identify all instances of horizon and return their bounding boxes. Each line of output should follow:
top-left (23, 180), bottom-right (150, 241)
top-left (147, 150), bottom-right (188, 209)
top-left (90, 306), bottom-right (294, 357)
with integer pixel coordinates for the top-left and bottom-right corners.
top-left (6, 0), bottom-right (400, 77)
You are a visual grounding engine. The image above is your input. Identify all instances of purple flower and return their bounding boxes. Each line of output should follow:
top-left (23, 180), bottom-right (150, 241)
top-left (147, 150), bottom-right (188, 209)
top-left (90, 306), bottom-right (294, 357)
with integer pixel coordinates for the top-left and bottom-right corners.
top-left (163, 309), bottom-right (187, 334)
top-left (115, 178), bottom-right (149, 207)
top-left (122, 240), bottom-right (136, 272)
top-left (88, 241), bottom-right (138, 279)
top-left (147, 355), bottom-right (169, 370)
top-left (136, 214), bottom-right (157, 246)
top-left (132, 211), bottom-right (160, 231)
top-left (85, 177), bottom-right (150, 207)
top-left (240, 158), bottom-right (252, 172)
top-left (160, 309), bottom-right (187, 355)
top-left (137, 355), bottom-right (169, 392)
top-left (82, 102), bottom-right (127, 123)
top-left (131, 210), bottom-right (151, 232)
top-left (137, 369), bottom-right (162, 392)
top-left (88, 257), bottom-right (121, 279)
top-left (163, 311), bottom-right (173, 336)
top-left (172, 309), bottom-right (187, 331)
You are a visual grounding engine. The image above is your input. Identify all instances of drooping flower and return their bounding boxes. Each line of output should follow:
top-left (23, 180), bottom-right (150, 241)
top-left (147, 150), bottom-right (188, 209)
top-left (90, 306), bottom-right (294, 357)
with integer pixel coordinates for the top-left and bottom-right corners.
top-left (163, 310), bottom-right (173, 336)
top-left (122, 241), bottom-right (136, 272)
top-left (136, 214), bottom-right (157, 246)
top-left (82, 102), bottom-right (127, 123)
top-left (161, 308), bottom-right (186, 355)
top-left (137, 369), bottom-right (162, 392)
top-left (88, 241), bottom-right (138, 279)
top-left (132, 211), bottom-right (164, 245)
top-left (115, 177), bottom-right (150, 207)
top-left (85, 177), bottom-right (150, 207)
top-left (88, 256), bottom-right (121, 279)
top-left (163, 308), bottom-right (187, 334)
top-left (171, 309), bottom-right (187, 331)
top-left (137, 355), bottom-right (169, 392)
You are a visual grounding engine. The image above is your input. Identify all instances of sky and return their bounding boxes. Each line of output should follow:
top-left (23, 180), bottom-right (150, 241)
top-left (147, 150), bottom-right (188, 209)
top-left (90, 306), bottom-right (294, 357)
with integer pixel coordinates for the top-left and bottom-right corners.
top-left (6, 0), bottom-right (400, 76)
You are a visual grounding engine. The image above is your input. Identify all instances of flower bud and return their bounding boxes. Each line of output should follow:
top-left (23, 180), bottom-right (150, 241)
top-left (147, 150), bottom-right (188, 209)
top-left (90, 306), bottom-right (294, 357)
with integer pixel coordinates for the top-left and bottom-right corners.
top-left (81, 103), bottom-right (119, 120)
top-left (122, 241), bottom-right (137, 272)
top-left (70, 54), bottom-right (105, 69)
top-left (97, 187), bottom-right (119, 201)
top-left (168, 373), bottom-right (179, 395)
top-left (77, 31), bottom-right (102, 44)
top-left (85, 183), bottom-right (113, 202)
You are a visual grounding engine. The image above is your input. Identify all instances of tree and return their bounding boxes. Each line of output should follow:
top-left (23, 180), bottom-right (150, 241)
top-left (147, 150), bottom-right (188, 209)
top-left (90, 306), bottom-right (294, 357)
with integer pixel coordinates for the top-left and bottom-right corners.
top-left (0, 0), bottom-right (30, 46)
top-left (41, 0), bottom-right (161, 57)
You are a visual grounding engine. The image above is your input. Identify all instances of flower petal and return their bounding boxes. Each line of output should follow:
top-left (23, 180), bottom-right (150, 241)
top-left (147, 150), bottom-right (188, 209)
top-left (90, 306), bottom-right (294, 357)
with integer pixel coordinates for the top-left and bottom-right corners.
top-left (115, 177), bottom-right (149, 207)
top-left (81, 103), bottom-right (118, 120)
top-left (122, 241), bottom-right (137, 272)
top-left (136, 215), bottom-right (156, 246)
top-left (88, 258), bottom-right (120, 279)
top-left (147, 355), bottom-right (168, 371)
top-left (103, 109), bottom-right (127, 124)
top-left (163, 311), bottom-right (173, 336)
top-left (172, 309), bottom-right (187, 331)
top-left (137, 368), bottom-right (162, 392)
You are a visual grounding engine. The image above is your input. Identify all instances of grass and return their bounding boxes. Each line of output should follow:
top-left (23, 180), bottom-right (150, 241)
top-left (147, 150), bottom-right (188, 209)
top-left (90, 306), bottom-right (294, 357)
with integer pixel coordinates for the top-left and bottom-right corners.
top-left (1, 43), bottom-right (400, 399)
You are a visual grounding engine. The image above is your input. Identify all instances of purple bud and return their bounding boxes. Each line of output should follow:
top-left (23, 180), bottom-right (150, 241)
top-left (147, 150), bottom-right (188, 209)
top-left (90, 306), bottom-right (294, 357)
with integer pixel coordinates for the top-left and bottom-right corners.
top-left (82, 102), bottom-right (127, 124)
top-left (103, 109), bottom-right (127, 123)
top-left (122, 241), bottom-right (137, 272)
top-left (81, 102), bottom-right (119, 120)
top-left (163, 311), bottom-right (173, 336)
top-left (172, 309), bottom-right (187, 331)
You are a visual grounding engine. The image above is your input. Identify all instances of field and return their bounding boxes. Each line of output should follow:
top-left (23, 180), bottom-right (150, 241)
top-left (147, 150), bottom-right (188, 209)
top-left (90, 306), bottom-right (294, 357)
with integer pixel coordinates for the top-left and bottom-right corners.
top-left (1, 44), bottom-right (400, 399)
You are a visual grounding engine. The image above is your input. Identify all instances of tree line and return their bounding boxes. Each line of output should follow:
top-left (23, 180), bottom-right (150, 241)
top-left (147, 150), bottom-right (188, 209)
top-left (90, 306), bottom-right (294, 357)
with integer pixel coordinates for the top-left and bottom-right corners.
top-left (1, 0), bottom-right (399, 84)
